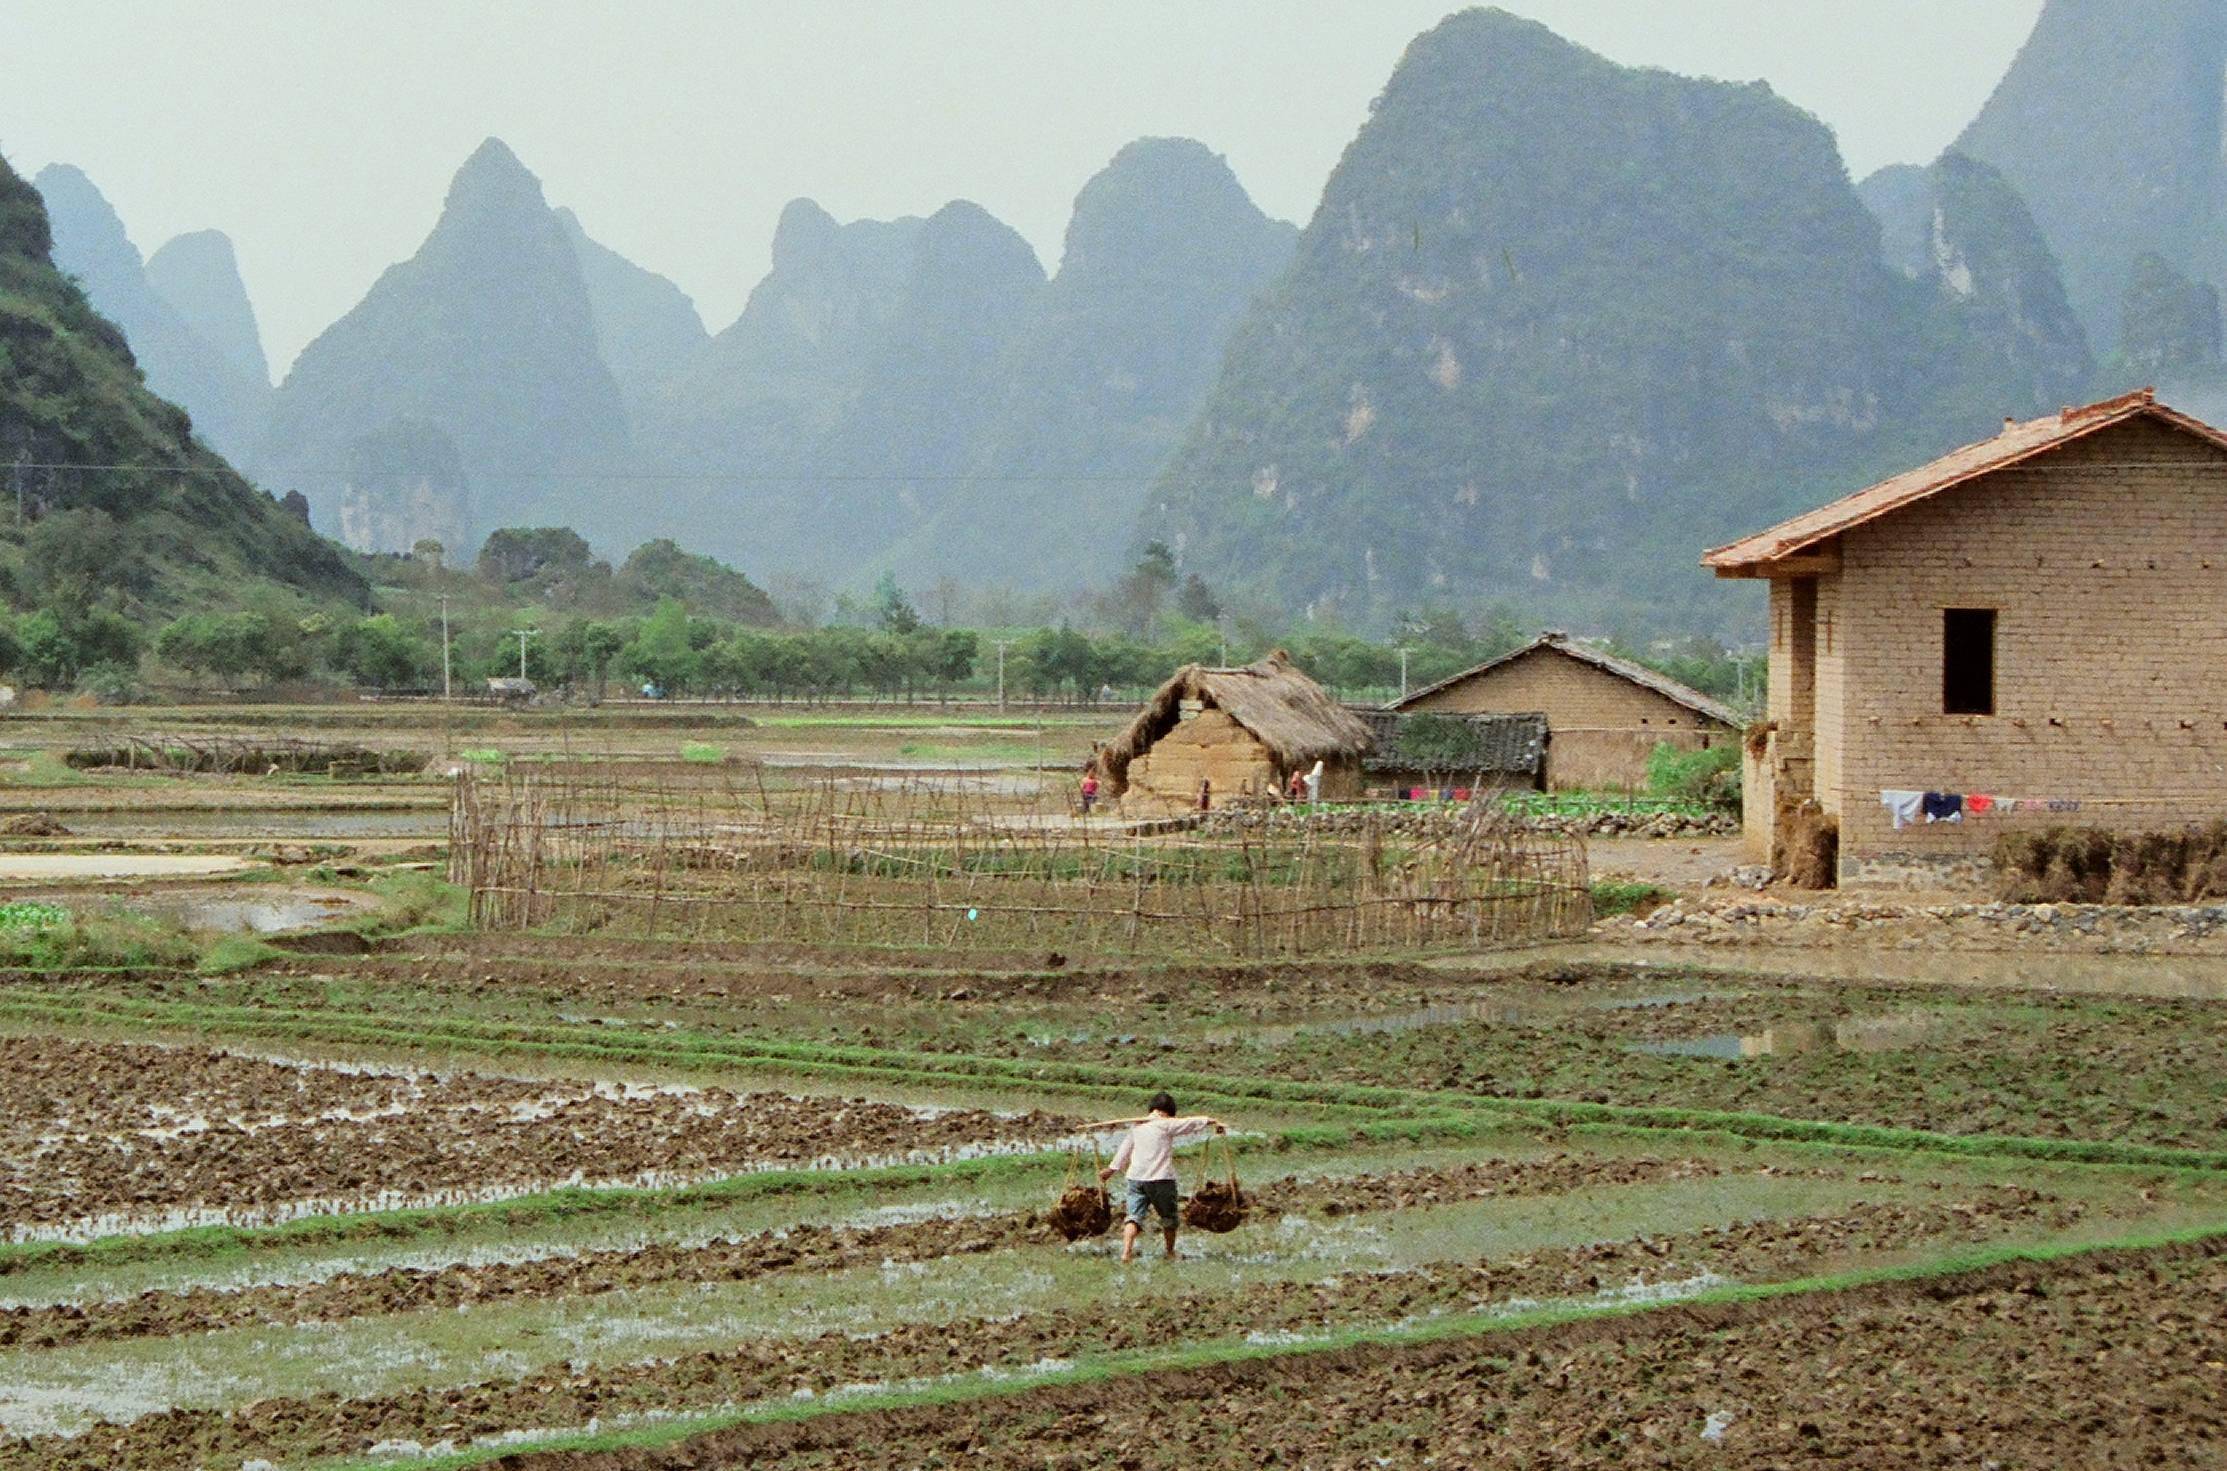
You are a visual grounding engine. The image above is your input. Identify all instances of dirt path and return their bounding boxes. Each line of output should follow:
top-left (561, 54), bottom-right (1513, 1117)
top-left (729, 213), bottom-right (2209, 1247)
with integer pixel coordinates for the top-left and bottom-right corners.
top-left (1584, 835), bottom-right (1745, 889)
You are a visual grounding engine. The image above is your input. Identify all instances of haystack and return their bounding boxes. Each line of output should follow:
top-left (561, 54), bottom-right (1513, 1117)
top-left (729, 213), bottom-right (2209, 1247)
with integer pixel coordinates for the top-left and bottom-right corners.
top-left (1099, 652), bottom-right (1372, 811)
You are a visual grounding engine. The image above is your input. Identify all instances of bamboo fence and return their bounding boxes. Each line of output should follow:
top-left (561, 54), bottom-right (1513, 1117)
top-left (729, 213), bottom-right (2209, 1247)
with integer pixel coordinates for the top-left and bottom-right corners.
top-left (449, 762), bottom-right (1591, 959)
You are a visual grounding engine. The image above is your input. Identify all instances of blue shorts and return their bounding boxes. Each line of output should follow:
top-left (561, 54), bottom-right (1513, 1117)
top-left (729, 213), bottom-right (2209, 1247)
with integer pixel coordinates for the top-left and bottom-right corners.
top-left (1125, 1177), bottom-right (1179, 1227)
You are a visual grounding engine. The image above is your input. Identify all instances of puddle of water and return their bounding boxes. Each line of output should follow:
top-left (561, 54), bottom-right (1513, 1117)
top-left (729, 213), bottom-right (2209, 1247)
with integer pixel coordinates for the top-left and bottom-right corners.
top-left (0, 854), bottom-right (253, 881)
top-left (53, 810), bottom-right (444, 840)
top-left (1203, 991), bottom-right (1720, 1046)
top-left (126, 891), bottom-right (368, 934)
top-left (1628, 1011), bottom-right (1943, 1060)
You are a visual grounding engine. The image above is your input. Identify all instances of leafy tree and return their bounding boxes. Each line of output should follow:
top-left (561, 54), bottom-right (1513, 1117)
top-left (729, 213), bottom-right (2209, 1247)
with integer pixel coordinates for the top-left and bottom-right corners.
top-left (1108, 541), bottom-right (1180, 635)
top-left (870, 572), bottom-right (922, 635)
top-left (329, 614), bottom-right (427, 688)
top-left (16, 612), bottom-right (75, 687)
top-left (19, 606), bottom-right (138, 688)
top-left (619, 598), bottom-right (697, 691)
top-left (23, 508), bottom-right (145, 610)
top-left (1175, 573), bottom-right (1221, 623)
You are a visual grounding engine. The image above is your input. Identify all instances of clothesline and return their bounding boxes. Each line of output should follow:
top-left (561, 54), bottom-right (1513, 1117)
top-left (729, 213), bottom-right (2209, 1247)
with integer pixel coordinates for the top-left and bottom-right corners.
top-left (1879, 789), bottom-right (2078, 829)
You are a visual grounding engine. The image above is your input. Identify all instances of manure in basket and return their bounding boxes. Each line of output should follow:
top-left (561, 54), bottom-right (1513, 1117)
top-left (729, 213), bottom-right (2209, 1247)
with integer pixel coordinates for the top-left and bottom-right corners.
top-left (1048, 1184), bottom-right (1112, 1240)
top-left (1182, 1178), bottom-right (1248, 1233)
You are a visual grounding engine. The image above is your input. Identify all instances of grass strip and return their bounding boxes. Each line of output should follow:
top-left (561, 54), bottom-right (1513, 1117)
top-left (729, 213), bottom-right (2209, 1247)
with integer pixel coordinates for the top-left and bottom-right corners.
top-left (312, 1222), bottom-right (2227, 1471)
top-left (8, 988), bottom-right (2227, 1176)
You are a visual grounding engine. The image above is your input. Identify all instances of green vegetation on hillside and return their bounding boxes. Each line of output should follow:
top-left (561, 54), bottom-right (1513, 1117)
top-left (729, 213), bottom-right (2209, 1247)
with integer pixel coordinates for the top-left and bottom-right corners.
top-left (1150, 8), bottom-right (2096, 634)
top-left (0, 151), bottom-right (366, 683)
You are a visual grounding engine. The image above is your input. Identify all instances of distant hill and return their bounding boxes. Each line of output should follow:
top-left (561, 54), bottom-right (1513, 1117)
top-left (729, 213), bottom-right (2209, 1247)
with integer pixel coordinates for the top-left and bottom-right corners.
top-left (145, 229), bottom-right (271, 388)
top-left (1952, 0), bottom-right (2227, 348)
top-left (1860, 151), bottom-right (2093, 407)
top-left (259, 138), bottom-right (629, 555)
top-left (33, 164), bottom-right (272, 465)
top-left (0, 151), bottom-right (364, 614)
top-left (1146, 8), bottom-right (2093, 632)
top-left (639, 197), bottom-right (1046, 580)
top-left (553, 206), bottom-right (707, 425)
top-left (879, 137), bottom-right (1297, 589)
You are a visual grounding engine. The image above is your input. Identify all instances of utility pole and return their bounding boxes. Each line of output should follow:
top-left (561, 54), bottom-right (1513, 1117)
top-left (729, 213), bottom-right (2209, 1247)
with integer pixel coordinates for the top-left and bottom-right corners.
top-left (1396, 646), bottom-right (1413, 701)
top-left (1217, 615), bottom-right (1229, 668)
top-left (439, 595), bottom-right (453, 701)
top-left (510, 627), bottom-right (538, 681)
top-left (993, 639), bottom-right (1013, 710)
top-left (8, 446), bottom-right (23, 527)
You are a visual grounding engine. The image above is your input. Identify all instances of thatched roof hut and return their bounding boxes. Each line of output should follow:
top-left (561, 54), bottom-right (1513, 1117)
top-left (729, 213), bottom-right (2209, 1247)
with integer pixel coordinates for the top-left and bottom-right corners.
top-left (1100, 651), bottom-right (1373, 807)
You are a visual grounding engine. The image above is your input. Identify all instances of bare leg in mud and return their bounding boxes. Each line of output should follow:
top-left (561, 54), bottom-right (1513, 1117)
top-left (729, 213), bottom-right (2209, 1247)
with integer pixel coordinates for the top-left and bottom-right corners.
top-left (1116, 1219), bottom-right (1180, 1262)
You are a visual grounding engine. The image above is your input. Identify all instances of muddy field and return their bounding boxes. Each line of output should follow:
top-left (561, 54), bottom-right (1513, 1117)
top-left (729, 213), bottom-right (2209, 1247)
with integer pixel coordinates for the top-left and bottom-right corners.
top-left (0, 1165), bottom-right (2139, 1468)
top-left (189, 937), bottom-right (2227, 1152)
top-left (0, 1035), bottom-right (1077, 1235)
top-left (468, 1239), bottom-right (2227, 1471)
top-left (3, 706), bottom-right (2226, 1468)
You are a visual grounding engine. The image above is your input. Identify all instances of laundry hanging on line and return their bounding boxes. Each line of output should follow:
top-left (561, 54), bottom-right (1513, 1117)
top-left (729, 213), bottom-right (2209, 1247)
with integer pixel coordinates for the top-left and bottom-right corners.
top-left (1879, 790), bottom-right (2083, 828)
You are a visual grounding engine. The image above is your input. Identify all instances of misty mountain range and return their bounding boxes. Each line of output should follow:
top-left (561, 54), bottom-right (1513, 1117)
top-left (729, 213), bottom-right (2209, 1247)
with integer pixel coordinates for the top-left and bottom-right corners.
top-left (26, 0), bottom-right (2227, 633)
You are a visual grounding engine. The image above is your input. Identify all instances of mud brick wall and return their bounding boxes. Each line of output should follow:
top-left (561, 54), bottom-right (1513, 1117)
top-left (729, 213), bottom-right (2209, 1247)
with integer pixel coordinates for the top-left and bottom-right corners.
top-left (1122, 710), bottom-right (1362, 813)
top-left (1819, 417), bottom-right (2227, 873)
top-left (1401, 646), bottom-right (1729, 791)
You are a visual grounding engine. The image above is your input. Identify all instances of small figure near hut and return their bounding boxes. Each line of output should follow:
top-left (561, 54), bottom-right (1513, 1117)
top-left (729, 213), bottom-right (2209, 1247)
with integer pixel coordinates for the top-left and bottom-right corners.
top-left (1079, 765), bottom-right (1100, 815)
top-left (1098, 1092), bottom-right (1226, 1262)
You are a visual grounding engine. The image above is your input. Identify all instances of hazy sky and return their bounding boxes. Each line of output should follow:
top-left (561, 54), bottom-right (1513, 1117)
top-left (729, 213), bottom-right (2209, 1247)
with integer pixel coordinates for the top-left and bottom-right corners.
top-left (1, 1), bottom-right (2042, 377)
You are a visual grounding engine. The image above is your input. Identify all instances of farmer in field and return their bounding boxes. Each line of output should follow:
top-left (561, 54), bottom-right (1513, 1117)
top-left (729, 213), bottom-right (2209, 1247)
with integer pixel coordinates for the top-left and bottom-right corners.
top-left (1099, 1092), bottom-right (1226, 1261)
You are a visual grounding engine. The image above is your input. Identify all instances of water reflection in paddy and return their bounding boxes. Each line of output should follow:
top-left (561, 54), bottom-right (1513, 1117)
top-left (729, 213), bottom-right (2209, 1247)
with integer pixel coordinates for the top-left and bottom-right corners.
top-left (1629, 1011), bottom-right (1944, 1060)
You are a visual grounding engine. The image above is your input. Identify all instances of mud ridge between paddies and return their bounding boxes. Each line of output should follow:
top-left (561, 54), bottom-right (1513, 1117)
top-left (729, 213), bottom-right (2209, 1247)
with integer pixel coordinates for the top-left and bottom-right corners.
top-left (0, 1188), bottom-right (2097, 1469)
top-left (0, 1155), bottom-right (1743, 1346)
top-left (353, 1235), bottom-right (2227, 1471)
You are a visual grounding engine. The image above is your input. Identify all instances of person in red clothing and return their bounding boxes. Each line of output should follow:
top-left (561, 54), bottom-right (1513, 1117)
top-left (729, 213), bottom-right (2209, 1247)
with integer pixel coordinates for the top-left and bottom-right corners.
top-left (1079, 766), bottom-right (1100, 815)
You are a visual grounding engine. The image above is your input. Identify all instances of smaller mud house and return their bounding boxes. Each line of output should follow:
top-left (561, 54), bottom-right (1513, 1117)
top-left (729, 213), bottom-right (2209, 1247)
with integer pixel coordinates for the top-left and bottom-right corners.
top-left (1387, 632), bottom-right (1739, 791)
top-left (1100, 652), bottom-right (1373, 813)
top-left (1704, 388), bottom-right (2227, 885)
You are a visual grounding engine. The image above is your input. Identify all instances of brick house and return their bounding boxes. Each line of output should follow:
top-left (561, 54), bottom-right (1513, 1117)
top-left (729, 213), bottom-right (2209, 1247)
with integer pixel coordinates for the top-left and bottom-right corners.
top-left (1388, 632), bottom-right (1739, 791)
top-left (1704, 388), bottom-right (2227, 884)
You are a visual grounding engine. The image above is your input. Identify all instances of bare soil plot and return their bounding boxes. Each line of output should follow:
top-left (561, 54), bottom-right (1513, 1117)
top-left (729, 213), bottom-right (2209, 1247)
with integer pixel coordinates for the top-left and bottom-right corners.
top-left (0, 1173), bottom-right (2127, 1469)
top-left (0, 1037), bottom-right (1076, 1237)
top-left (455, 1238), bottom-right (2227, 1471)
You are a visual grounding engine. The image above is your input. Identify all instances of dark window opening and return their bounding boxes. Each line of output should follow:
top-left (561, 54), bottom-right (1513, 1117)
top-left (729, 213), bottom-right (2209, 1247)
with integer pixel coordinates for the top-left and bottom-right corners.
top-left (1943, 608), bottom-right (1996, 715)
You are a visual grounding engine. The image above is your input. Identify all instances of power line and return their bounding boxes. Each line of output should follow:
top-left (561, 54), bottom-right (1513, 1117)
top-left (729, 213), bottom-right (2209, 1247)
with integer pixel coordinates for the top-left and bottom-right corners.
top-left (3, 461), bottom-right (1172, 484)
top-left (0, 459), bottom-right (1553, 488)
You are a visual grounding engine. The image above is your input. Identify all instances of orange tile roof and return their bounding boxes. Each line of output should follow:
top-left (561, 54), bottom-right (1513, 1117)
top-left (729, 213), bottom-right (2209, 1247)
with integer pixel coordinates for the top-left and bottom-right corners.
top-left (1702, 389), bottom-right (2227, 575)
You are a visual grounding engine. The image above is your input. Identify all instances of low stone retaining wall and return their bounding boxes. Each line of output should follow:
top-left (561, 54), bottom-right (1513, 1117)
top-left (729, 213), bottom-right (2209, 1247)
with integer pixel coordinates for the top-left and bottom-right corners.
top-left (1599, 894), bottom-right (2227, 952)
top-left (1195, 806), bottom-right (1737, 840)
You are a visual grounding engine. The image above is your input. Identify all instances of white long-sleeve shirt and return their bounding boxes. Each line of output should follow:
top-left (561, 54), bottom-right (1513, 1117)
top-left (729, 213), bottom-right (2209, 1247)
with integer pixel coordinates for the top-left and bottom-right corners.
top-left (1108, 1115), bottom-right (1216, 1182)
